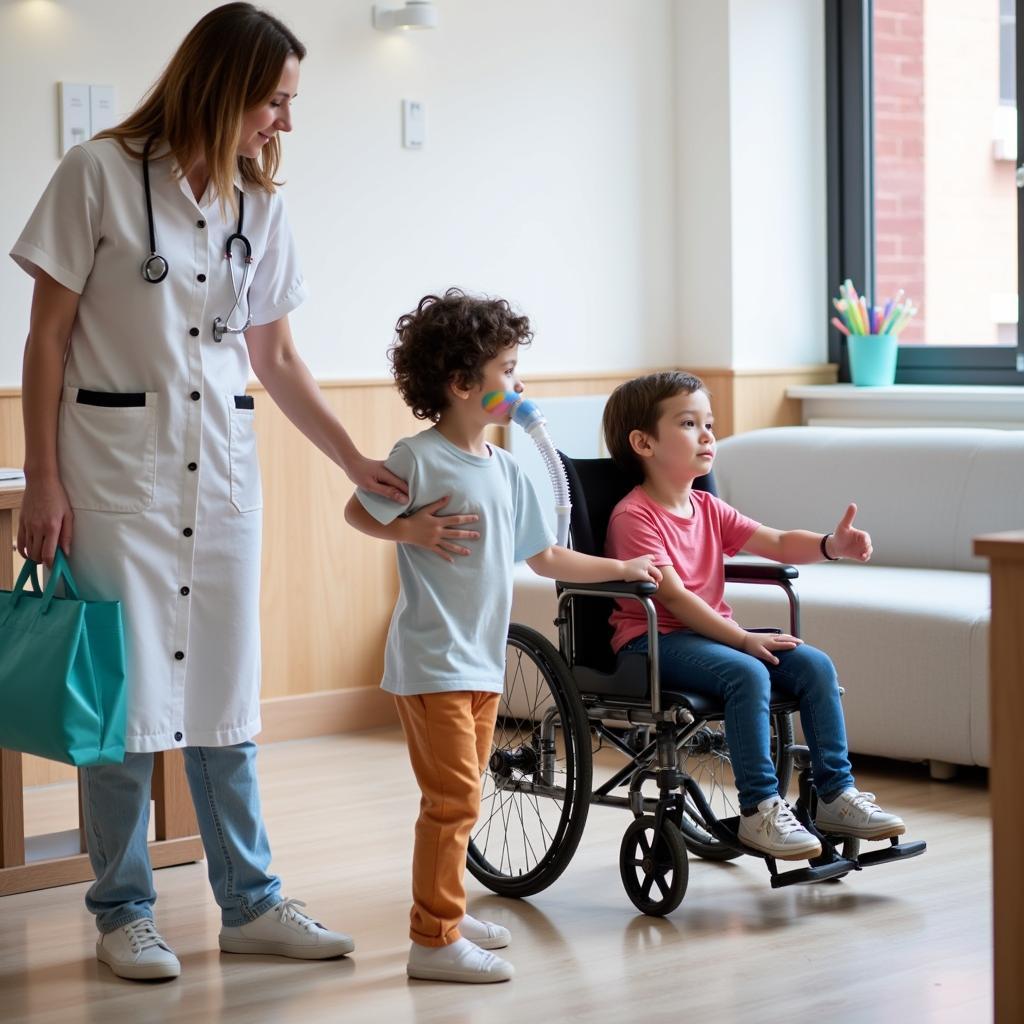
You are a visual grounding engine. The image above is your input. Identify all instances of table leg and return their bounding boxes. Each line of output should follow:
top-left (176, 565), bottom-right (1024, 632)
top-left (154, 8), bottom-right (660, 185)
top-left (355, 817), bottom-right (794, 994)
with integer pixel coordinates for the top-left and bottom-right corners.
top-left (153, 750), bottom-right (200, 840)
top-left (0, 749), bottom-right (26, 868)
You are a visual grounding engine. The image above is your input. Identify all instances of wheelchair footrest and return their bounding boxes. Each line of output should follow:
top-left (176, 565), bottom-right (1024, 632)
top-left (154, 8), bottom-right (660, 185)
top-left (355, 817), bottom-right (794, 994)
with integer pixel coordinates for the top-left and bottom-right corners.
top-left (712, 815), bottom-right (858, 886)
top-left (768, 858), bottom-right (857, 888)
top-left (852, 838), bottom-right (927, 867)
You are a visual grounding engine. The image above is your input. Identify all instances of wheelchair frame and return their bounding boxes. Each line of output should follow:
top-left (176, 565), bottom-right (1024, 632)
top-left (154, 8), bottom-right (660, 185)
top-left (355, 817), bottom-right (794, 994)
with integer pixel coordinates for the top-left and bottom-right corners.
top-left (471, 564), bottom-right (926, 916)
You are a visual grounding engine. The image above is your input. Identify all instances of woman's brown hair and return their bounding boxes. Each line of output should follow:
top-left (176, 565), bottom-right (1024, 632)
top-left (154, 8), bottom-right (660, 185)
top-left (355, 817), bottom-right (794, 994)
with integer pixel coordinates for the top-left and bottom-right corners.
top-left (95, 3), bottom-right (305, 212)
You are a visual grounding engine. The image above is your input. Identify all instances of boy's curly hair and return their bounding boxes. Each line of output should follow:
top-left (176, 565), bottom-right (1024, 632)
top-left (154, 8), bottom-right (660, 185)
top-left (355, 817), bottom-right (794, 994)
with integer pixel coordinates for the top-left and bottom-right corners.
top-left (389, 288), bottom-right (533, 422)
top-left (602, 371), bottom-right (710, 483)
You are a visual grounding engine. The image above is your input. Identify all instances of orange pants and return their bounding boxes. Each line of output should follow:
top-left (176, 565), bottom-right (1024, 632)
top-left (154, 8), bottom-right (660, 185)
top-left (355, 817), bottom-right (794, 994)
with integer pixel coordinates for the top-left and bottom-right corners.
top-left (394, 691), bottom-right (500, 947)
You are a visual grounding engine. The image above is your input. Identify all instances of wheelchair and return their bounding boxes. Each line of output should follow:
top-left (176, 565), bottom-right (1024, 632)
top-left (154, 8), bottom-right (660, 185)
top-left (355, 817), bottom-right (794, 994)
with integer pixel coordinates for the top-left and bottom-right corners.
top-left (468, 454), bottom-right (926, 916)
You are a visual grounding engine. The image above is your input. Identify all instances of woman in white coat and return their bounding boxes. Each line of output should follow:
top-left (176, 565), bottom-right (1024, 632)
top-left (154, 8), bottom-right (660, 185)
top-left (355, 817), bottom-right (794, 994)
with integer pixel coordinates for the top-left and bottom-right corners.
top-left (11, 4), bottom-right (407, 982)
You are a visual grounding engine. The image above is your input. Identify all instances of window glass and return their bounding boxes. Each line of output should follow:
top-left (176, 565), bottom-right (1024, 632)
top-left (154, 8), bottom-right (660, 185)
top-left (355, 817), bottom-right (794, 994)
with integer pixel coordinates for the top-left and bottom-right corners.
top-left (873, 1), bottom-right (1016, 346)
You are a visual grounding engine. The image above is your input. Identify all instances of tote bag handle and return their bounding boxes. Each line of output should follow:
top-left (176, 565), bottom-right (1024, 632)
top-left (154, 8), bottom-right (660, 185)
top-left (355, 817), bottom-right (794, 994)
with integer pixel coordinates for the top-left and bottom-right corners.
top-left (9, 558), bottom-right (42, 602)
top-left (5, 549), bottom-right (80, 617)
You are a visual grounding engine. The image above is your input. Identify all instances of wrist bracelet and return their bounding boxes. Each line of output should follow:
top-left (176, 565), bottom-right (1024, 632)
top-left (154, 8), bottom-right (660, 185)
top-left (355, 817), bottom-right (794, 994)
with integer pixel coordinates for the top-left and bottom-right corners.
top-left (820, 532), bottom-right (839, 560)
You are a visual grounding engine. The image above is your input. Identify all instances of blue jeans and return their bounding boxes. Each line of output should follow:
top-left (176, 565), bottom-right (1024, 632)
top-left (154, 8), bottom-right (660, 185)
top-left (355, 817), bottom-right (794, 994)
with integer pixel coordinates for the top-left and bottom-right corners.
top-left (80, 741), bottom-right (282, 933)
top-left (624, 631), bottom-right (855, 810)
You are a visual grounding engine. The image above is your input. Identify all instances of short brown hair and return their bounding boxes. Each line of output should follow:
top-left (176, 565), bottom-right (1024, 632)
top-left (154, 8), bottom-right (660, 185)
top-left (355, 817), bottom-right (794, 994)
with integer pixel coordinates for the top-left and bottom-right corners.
top-left (602, 372), bottom-right (708, 482)
top-left (390, 289), bottom-right (533, 422)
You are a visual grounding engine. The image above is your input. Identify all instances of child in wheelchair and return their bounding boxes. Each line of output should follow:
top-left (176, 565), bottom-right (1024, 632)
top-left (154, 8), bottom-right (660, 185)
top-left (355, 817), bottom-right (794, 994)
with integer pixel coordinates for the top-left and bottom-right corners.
top-left (601, 371), bottom-right (907, 862)
top-left (344, 289), bottom-right (660, 983)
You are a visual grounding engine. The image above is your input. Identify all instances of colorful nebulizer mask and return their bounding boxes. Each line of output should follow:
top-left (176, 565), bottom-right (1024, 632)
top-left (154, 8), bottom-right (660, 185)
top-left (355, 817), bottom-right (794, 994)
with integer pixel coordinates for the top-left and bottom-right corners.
top-left (482, 390), bottom-right (571, 546)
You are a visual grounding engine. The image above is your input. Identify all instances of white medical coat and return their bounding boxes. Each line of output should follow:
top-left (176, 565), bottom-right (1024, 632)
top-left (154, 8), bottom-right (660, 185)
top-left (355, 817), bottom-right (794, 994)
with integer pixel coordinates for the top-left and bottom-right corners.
top-left (10, 138), bottom-right (307, 752)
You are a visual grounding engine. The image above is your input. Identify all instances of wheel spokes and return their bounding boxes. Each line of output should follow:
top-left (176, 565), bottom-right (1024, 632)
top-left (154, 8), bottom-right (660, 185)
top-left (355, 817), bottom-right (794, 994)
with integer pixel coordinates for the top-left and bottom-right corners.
top-left (471, 639), bottom-right (580, 882)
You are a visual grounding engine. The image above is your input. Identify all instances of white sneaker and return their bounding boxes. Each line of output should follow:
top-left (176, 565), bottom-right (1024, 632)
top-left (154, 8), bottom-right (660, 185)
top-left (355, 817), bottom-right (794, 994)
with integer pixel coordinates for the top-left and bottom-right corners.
top-left (460, 913), bottom-right (511, 950)
top-left (96, 919), bottom-right (181, 981)
top-left (815, 788), bottom-right (907, 841)
top-left (738, 795), bottom-right (822, 861)
top-left (219, 898), bottom-right (355, 959)
top-left (407, 937), bottom-right (514, 983)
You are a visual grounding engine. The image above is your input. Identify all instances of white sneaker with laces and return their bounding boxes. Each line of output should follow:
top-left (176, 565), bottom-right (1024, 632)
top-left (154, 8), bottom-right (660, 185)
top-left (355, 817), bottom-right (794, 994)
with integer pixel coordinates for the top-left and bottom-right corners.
top-left (459, 913), bottom-right (511, 950)
top-left (96, 919), bottom-right (181, 980)
top-left (407, 937), bottom-right (514, 983)
top-left (219, 897), bottom-right (355, 959)
top-left (815, 788), bottom-right (906, 840)
top-left (737, 795), bottom-right (822, 860)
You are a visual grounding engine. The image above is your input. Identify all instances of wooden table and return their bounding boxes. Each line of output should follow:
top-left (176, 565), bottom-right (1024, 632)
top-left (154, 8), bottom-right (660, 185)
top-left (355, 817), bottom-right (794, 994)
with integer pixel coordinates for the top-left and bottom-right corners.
top-left (0, 482), bottom-right (204, 896)
top-left (974, 531), bottom-right (1024, 1024)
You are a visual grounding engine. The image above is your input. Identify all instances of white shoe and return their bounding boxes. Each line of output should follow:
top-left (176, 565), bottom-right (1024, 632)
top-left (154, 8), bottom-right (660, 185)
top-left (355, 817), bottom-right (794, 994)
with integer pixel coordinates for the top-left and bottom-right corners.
top-left (460, 913), bottom-right (511, 950)
top-left (407, 937), bottom-right (514, 983)
top-left (815, 788), bottom-right (907, 841)
top-left (219, 898), bottom-right (355, 959)
top-left (96, 919), bottom-right (181, 981)
top-left (738, 795), bottom-right (822, 861)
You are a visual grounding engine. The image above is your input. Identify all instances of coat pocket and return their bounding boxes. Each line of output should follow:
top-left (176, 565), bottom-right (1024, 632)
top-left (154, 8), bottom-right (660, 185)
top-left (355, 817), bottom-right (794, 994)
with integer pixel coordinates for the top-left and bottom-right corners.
top-left (228, 396), bottom-right (262, 513)
top-left (58, 387), bottom-right (157, 513)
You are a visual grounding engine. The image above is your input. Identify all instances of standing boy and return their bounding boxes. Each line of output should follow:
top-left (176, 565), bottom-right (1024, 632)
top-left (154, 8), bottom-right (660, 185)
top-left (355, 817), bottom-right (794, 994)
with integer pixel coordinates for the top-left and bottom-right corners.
top-left (345, 290), bottom-right (660, 983)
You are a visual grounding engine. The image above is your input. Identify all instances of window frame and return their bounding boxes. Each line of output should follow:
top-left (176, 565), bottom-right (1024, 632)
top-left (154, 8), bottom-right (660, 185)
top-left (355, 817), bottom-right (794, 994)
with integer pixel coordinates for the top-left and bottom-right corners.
top-left (825, 0), bottom-right (1024, 385)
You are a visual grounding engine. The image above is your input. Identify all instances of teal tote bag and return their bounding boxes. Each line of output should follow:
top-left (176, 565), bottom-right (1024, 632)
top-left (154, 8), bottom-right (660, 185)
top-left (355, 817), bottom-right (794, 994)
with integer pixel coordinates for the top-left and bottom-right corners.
top-left (0, 551), bottom-right (126, 766)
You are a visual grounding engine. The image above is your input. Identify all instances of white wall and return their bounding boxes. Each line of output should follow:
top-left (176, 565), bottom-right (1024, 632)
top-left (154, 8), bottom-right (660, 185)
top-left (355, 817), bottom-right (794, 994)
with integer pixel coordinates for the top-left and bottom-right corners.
top-left (729, 0), bottom-right (827, 370)
top-left (0, 0), bottom-right (678, 385)
top-left (674, 0), bottom-right (735, 367)
top-left (674, 0), bottom-right (827, 371)
top-left (0, 0), bottom-right (828, 389)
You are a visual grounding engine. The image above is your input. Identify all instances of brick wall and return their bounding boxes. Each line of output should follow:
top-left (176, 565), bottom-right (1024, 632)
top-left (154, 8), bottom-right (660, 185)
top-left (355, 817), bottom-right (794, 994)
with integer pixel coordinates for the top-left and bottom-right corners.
top-left (874, 0), bottom-right (925, 343)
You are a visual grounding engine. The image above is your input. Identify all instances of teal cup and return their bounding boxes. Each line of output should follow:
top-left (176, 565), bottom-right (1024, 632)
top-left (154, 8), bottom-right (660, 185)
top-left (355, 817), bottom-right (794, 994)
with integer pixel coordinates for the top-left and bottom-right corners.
top-left (847, 333), bottom-right (898, 386)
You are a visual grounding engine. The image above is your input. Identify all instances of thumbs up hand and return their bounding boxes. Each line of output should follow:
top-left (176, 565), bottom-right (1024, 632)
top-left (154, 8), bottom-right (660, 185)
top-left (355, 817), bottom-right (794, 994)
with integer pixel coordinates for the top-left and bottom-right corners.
top-left (829, 502), bottom-right (872, 562)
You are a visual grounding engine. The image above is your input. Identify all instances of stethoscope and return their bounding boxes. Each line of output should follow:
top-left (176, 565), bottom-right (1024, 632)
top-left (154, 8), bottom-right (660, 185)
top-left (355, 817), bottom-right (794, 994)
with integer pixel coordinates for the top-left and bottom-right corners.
top-left (140, 137), bottom-right (254, 343)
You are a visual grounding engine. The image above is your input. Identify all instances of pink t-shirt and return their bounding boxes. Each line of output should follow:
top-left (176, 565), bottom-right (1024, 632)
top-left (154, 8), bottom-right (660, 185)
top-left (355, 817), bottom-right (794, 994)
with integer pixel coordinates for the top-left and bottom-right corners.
top-left (604, 487), bottom-right (761, 653)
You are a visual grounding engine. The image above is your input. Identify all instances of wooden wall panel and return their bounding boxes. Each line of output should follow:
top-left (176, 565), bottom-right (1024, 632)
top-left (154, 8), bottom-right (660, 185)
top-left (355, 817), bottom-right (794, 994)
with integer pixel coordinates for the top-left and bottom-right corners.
top-left (729, 365), bottom-right (838, 437)
top-left (253, 381), bottom-right (421, 701)
top-left (3, 367), bottom-right (834, 787)
top-left (0, 392), bottom-right (25, 467)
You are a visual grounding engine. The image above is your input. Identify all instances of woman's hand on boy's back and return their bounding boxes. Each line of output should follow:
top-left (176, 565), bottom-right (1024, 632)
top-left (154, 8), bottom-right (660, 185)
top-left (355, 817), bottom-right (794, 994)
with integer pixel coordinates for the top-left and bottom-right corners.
top-left (401, 495), bottom-right (480, 562)
top-left (346, 453), bottom-right (410, 504)
top-left (828, 503), bottom-right (872, 562)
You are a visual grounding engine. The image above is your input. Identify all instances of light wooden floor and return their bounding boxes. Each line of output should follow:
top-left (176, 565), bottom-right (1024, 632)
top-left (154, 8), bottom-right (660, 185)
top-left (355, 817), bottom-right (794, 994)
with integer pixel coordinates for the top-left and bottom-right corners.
top-left (0, 730), bottom-right (991, 1024)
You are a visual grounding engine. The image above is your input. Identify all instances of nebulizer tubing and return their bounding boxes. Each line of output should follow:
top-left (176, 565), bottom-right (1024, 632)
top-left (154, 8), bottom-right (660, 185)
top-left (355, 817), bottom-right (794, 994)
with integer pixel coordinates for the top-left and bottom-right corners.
top-left (483, 391), bottom-right (572, 547)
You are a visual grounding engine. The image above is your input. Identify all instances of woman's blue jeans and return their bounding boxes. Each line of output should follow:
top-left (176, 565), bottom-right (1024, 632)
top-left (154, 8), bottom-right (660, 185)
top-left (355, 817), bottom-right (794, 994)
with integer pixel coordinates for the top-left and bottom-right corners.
top-left (623, 631), bottom-right (855, 810)
top-left (80, 741), bottom-right (282, 934)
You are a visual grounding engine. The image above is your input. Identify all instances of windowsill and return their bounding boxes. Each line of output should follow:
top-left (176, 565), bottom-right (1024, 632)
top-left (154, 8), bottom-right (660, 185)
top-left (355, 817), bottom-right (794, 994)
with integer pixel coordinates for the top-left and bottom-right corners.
top-left (786, 384), bottom-right (1024, 428)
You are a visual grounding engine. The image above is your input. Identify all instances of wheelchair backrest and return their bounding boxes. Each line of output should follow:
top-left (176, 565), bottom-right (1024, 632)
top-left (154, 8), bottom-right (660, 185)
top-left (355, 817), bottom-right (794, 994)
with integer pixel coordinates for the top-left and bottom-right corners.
top-left (558, 453), bottom-right (716, 673)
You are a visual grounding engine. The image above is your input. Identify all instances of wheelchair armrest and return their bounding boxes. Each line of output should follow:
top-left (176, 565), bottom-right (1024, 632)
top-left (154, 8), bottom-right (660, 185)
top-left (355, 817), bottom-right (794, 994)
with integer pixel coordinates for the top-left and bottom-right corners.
top-left (724, 562), bottom-right (799, 583)
top-left (555, 580), bottom-right (658, 598)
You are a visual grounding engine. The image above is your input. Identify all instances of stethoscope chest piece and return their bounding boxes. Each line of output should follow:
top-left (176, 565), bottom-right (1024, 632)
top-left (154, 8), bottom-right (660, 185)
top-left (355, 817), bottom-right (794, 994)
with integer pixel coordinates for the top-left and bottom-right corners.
top-left (141, 253), bottom-right (169, 284)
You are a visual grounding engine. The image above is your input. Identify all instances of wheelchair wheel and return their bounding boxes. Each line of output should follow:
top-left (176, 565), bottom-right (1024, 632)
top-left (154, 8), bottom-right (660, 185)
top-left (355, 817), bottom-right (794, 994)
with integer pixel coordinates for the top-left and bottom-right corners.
top-left (467, 624), bottom-right (593, 898)
top-left (619, 815), bottom-right (689, 917)
top-left (676, 711), bottom-right (795, 862)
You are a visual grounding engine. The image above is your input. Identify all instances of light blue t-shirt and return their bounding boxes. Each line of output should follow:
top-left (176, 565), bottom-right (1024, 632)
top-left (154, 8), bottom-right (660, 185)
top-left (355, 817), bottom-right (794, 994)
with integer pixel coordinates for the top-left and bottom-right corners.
top-left (356, 427), bottom-right (556, 695)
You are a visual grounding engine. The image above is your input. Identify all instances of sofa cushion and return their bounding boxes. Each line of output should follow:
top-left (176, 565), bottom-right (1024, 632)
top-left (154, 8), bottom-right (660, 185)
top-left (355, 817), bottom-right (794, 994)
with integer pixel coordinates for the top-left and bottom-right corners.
top-left (724, 562), bottom-right (990, 766)
top-left (714, 427), bottom-right (1024, 572)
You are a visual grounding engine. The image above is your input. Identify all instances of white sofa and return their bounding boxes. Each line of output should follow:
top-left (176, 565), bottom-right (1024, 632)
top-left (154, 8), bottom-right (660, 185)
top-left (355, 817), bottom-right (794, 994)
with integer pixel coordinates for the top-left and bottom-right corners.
top-left (512, 425), bottom-right (1024, 771)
